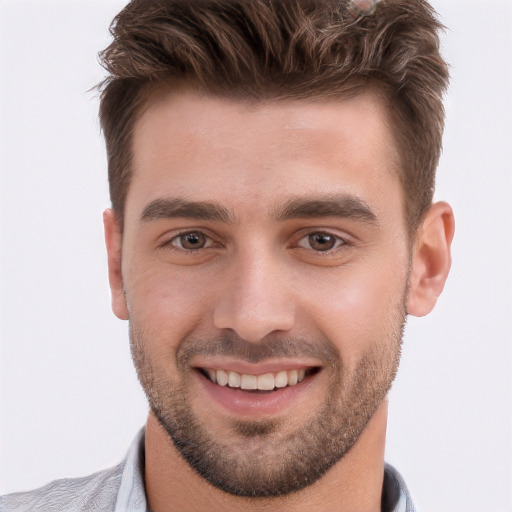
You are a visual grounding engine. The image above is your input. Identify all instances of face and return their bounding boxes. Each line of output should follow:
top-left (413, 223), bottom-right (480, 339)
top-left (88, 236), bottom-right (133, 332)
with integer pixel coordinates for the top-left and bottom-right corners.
top-left (115, 89), bottom-right (411, 497)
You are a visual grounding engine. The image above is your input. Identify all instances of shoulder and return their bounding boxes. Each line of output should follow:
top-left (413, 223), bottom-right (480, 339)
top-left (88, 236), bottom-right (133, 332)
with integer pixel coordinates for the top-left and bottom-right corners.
top-left (382, 463), bottom-right (417, 512)
top-left (1, 462), bottom-right (125, 512)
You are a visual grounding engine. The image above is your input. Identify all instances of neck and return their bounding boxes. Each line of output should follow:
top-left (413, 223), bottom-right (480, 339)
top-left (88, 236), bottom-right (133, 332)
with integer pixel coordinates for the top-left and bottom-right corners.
top-left (145, 400), bottom-right (388, 512)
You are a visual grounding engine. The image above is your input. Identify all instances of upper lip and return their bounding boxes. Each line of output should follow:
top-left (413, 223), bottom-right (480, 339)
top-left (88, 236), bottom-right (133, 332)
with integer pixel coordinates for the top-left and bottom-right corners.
top-left (191, 357), bottom-right (323, 375)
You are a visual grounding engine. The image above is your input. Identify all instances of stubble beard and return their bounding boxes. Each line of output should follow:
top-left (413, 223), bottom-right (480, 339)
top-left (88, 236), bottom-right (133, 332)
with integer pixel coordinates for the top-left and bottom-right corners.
top-left (130, 303), bottom-right (406, 498)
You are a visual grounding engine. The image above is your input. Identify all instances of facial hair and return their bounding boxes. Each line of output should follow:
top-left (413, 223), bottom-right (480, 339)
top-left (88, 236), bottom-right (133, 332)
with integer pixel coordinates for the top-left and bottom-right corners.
top-left (130, 300), bottom-right (407, 498)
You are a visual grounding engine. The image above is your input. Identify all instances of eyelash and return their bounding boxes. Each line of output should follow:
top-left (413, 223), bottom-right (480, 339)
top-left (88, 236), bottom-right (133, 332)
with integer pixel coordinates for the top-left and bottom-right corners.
top-left (159, 229), bottom-right (351, 254)
top-left (159, 230), bottom-right (217, 252)
top-left (295, 232), bottom-right (350, 253)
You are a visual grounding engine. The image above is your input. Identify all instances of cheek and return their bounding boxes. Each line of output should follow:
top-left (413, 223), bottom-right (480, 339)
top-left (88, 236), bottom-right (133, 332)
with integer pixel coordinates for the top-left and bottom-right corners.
top-left (125, 262), bottom-right (216, 354)
top-left (297, 259), bottom-right (408, 366)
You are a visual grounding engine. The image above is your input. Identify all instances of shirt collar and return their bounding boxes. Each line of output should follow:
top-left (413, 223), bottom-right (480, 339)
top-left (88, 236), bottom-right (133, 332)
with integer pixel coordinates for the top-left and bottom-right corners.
top-left (114, 428), bottom-right (147, 512)
top-left (114, 429), bottom-right (416, 512)
top-left (382, 463), bottom-right (417, 512)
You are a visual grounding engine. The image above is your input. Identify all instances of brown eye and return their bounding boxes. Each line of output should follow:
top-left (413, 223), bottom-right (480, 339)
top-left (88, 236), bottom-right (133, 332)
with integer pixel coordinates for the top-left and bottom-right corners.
top-left (298, 232), bottom-right (347, 252)
top-left (174, 232), bottom-right (207, 250)
top-left (308, 233), bottom-right (336, 251)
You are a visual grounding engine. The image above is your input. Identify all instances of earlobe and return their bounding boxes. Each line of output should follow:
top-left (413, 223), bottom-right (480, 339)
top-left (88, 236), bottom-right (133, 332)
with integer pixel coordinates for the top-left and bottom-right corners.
top-left (103, 209), bottom-right (129, 320)
top-left (407, 201), bottom-right (455, 317)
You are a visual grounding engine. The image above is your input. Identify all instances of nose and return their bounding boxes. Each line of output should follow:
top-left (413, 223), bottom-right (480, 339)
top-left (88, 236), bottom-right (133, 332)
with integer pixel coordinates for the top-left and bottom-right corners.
top-left (213, 250), bottom-right (295, 343)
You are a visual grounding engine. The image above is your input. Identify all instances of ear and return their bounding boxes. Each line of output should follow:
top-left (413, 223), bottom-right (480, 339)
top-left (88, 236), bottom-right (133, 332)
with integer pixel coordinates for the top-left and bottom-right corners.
top-left (407, 201), bottom-right (455, 317)
top-left (103, 209), bottom-right (129, 320)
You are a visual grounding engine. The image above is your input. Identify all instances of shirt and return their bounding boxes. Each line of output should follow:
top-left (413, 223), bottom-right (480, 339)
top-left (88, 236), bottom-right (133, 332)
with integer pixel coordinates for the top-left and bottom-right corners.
top-left (1, 429), bottom-right (417, 511)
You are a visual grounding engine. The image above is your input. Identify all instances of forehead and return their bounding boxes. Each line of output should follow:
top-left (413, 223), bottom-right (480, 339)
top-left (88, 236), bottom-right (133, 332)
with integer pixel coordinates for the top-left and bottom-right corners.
top-left (127, 89), bottom-right (402, 223)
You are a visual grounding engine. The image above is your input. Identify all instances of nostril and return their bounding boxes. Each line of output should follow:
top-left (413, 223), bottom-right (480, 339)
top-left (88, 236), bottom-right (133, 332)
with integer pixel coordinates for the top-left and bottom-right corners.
top-left (213, 308), bottom-right (295, 344)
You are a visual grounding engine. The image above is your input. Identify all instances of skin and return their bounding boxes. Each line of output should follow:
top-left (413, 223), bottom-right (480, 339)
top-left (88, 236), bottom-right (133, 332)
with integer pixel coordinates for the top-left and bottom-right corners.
top-left (104, 88), bottom-right (454, 511)
top-left (348, 0), bottom-right (380, 16)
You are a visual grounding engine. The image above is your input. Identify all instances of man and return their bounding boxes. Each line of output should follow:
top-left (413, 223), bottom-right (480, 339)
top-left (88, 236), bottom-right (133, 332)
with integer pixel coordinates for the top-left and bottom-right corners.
top-left (1, 0), bottom-right (454, 510)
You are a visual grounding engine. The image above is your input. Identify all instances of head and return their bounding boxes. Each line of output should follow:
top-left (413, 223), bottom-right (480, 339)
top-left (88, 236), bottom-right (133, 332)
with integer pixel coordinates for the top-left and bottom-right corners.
top-left (100, 0), bottom-right (454, 500)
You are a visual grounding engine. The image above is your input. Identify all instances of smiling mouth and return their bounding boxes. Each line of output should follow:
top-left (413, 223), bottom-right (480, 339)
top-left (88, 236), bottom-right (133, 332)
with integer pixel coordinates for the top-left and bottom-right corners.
top-left (198, 367), bottom-right (320, 392)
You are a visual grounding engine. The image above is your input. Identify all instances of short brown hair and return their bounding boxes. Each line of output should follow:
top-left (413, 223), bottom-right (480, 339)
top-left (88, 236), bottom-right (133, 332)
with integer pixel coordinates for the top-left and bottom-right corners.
top-left (99, 0), bottom-right (449, 233)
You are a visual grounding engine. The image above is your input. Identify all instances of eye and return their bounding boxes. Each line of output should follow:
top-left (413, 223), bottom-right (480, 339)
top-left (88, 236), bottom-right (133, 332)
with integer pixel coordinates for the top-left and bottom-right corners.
top-left (169, 231), bottom-right (210, 250)
top-left (298, 232), bottom-right (346, 252)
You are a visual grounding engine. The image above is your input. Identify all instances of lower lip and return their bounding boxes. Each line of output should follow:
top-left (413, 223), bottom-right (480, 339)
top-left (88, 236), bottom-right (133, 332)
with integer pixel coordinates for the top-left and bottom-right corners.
top-left (196, 370), bottom-right (319, 417)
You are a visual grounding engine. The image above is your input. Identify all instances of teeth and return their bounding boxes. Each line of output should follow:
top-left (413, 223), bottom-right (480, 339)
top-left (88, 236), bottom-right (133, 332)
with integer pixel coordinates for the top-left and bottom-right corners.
top-left (275, 370), bottom-right (288, 388)
top-left (228, 371), bottom-right (240, 388)
top-left (207, 369), bottom-right (217, 383)
top-left (216, 369), bottom-right (228, 387)
top-left (205, 368), bottom-right (311, 390)
top-left (240, 374), bottom-right (257, 390)
top-left (257, 373), bottom-right (275, 391)
top-left (288, 370), bottom-right (298, 386)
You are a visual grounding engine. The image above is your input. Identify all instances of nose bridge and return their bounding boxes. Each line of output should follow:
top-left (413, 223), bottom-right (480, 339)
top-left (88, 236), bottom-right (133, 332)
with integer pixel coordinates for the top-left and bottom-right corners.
top-left (213, 242), bottom-right (295, 342)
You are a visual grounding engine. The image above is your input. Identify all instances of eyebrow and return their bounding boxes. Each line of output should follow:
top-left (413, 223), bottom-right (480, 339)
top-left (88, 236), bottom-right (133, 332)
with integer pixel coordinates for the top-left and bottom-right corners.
top-left (272, 195), bottom-right (378, 224)
top-left (141, 198), bottom-right (235, 223)
top-left (140, 194), bottom-right (377, 225)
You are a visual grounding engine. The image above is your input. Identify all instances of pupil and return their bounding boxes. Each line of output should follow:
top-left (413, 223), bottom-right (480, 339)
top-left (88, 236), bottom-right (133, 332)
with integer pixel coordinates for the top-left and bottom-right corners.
top-left (310, 233), bottom-right (335, 251)
top-left (181, 233), bottom-right (204, 249)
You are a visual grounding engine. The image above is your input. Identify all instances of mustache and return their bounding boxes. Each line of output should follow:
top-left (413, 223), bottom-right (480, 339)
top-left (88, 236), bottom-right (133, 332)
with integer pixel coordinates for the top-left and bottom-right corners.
top-left (175, 332), bottom-right (341, 369)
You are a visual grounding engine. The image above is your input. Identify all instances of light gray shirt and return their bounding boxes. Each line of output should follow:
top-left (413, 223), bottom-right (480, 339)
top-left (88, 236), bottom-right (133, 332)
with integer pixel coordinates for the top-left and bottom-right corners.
top-left (1, 429), bottom-right (416, 511)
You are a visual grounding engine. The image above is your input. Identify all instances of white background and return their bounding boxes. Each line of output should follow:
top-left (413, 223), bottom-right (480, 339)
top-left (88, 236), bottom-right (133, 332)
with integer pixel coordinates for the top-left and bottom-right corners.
top-left (0, 1), bottom-right (511, 511)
